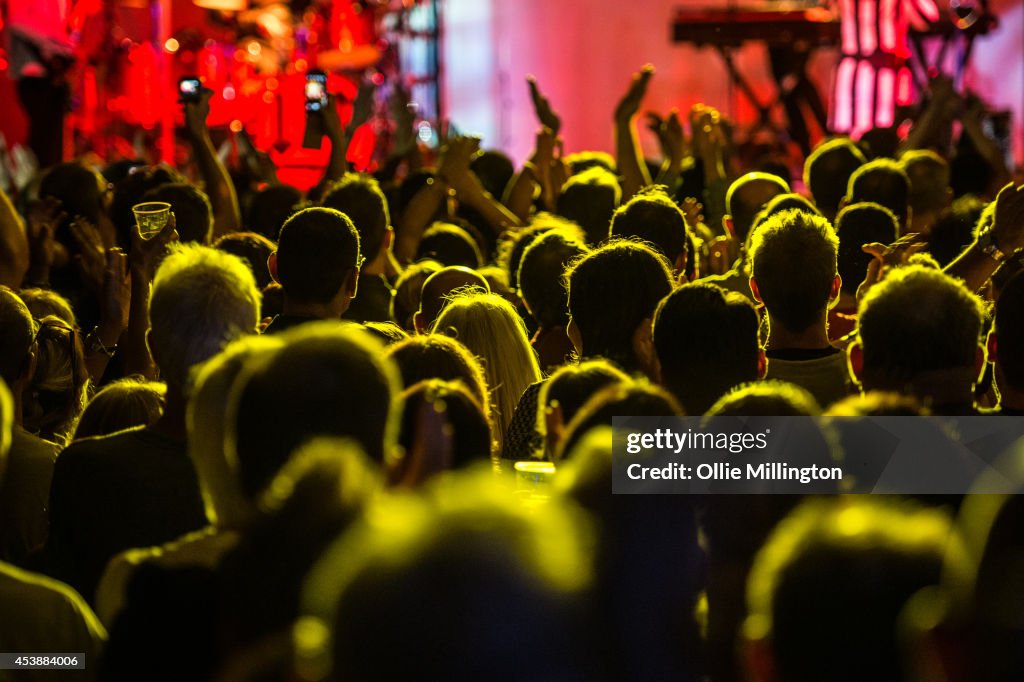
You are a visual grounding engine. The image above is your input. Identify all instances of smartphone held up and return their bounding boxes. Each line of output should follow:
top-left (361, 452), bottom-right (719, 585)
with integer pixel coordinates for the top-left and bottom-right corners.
top-left (178, 76), bottom-right (202, 104)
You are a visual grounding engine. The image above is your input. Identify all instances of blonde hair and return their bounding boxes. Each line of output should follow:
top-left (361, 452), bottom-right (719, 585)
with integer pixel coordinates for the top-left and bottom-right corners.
top-left (149, 243), bottom-right (261, 388)
top-left (434, 292), bottom-right (541, 453)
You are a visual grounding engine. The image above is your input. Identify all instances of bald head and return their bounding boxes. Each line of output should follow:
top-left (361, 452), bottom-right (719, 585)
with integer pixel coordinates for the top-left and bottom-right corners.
top-left (726, 173), bottom-right (790, 243)
top-left (415, 266), bottom-right (490, 333)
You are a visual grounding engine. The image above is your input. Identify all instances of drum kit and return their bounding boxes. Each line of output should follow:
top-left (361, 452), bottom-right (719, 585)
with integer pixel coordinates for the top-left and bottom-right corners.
top-left (63, 0), bottom-right (423, 169)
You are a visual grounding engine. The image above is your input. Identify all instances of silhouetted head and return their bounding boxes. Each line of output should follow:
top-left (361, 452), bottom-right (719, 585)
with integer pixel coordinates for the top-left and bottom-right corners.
top-left (300, 471), bottom-right (596, 681)
top-left (725, 172), bottom-right (790, 244)
top-left (142, 182), bottom-right (213, 244)
top-left (321, 173), bottom-right (390, 265)
top-left (470, 149), bottom-right (515, 199)
top-left (247, 183), bottom-right (302, 241)
top-left (835, 202), bottom-right (899, 297)
top-left (610, 185), bottom-right (690, 270)
top-left (847, 159), bottom-right (911, 232)
top-left (565, 240), bottom-right (674, 374)
top-left (74, 377), bottom-right (166, 441)
top-left (148, 244), bottom-right (261, 389)
top-left (803, 138), bottom-right (866, 221)
top-left (745, 498), bottom-right (958, 682)
top-left (707, 380), bottom-right (821, 416)
top-left (390, 259), bottom-right (442, 332)
top-left (855, 265), bottom-right (985, 398)
top-left (749, 209), bottom-right (840, 335)
top-left (271, 207), bottom-right (361, 309)
top-left (384, 334), bottom-right (490, 411)
top-left (518, 228), bottom-right (589, 330)
top-left (415, 266), bottom-right (490, 333)
top-left (229, 323), bottom-right (401, 500)
top-left (416, 221), bottom-right (484, 268)
top-left (557, 167), bottom-right (621, 245)
top-left (214, 231), bottom-right (277, 290)
top-left (654, 282), bottom-right (762, 415)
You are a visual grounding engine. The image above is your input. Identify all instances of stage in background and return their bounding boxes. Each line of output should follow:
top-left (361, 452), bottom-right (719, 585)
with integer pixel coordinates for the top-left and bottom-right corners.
top-left (0, 0), bottom-right (442, 188)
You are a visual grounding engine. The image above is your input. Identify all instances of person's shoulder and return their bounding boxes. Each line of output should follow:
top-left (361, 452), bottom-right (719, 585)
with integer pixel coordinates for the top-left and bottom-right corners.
top-left (10, 427), bottom-right (60, 460)
top-left (0, 561), bottom-right (106, 638)
top-left (56, 426), bottom-right (149, 468)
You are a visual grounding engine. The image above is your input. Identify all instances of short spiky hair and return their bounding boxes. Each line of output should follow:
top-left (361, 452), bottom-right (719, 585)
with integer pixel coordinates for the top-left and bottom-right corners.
top-left (749, 209), bottom-right (838, 333)
top-left (653, 282), bottom-right (761, 415)
top-left (276, 207), bottom-right (361, 304)
top-left (610, 185), bottom-right (689, 264)
top-left (858, 265), bottom-right (985, 385)
top-left (149, 243), bottom-right (261, 388)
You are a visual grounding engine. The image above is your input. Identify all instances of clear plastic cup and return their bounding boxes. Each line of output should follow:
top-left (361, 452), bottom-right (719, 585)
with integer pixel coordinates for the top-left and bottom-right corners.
top-left (132, 201), bottom-right (171, 240)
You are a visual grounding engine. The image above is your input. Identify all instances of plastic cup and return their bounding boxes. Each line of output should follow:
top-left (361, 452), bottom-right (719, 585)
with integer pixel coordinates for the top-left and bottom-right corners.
top-left (132, 201), bottom-right (171, 240)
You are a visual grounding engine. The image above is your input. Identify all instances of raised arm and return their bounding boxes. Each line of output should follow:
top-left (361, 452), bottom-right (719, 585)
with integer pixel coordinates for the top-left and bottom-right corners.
top-left (646, 109), bottom-right (685, 191)
top-left (691, 104), bottom-right (730, 237)
top-left (614, 65), bottom-right (654, 201)
top-left (945, 182), bottom-right (1024, 293)
top-left (960, 95), bottom-right (1011, 196)
top-left (0, 186), bottom-right (29, 289)
top-left (393, 176), bottom-right (449, 266)
top-left (184, 89), bottom-right (241, 238)
top-left (121, 213), bottom-right (180, 379)
top-left (438, 136), bottom-right (523, 237)
top-left (504, 127), bottom-right (558, 221)
top-left (320, 81), bottom-right (376, 189)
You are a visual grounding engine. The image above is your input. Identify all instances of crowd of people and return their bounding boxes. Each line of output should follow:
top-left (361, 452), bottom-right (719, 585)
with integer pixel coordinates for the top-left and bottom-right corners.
top-left (0, 65), bottom-right (1023, 681)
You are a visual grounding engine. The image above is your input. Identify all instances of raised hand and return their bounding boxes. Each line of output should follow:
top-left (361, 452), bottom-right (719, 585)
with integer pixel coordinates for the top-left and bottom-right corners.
top-left (527, 76), bottom-right (561, 135)
top-left (681, 196), bottom-right (704, 229)
top-left (649, 109), bottom-right (686, 163)
top-left (857, 233), bottom-right (928, 303)
top-left (614, 65), bottom-right (654, 123)
top-left (129, 211), bottom-right (179, 281)
top-left (182, 87), bottom-right (213, 136)
top-left (25, 197), bottom-right (65, 281)
top-left (690, 104), bottom-right (724, 157)
top-left (992, 182), bottom-right (1024, 254)
top-left (69, 216), bottom-right (108, 292)
top-left (100, 248), bottom-right (131, 334)
top-left (438, 135), bottom-right (482, 195)
top-left (321, 93), bottom-right (345, 140)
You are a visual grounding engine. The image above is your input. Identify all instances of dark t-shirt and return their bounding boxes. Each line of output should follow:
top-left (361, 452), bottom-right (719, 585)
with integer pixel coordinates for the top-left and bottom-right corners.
top-left (0, 428), bottom-right (59, 565)
top-left (45, 427), bottom-right (206, 603)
